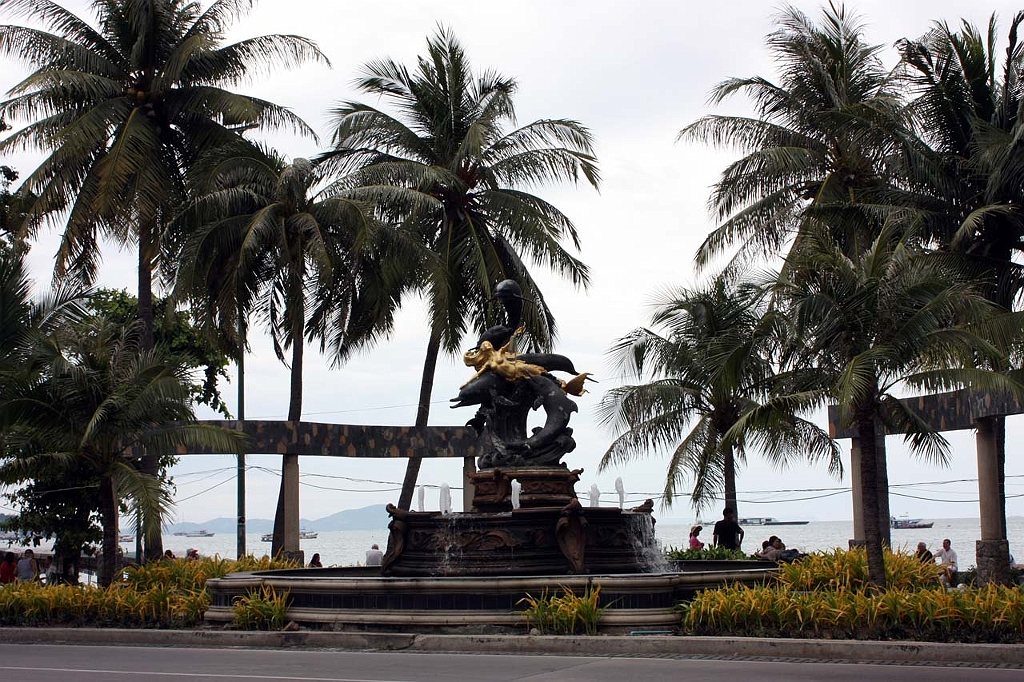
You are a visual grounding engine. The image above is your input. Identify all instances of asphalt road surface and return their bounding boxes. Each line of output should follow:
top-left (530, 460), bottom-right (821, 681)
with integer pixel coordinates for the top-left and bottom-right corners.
top-left (0, 644), bottom-right (1020, 681)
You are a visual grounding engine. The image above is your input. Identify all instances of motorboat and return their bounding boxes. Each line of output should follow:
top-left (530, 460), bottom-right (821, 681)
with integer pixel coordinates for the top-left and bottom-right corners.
top-left (173, 529), bottom-right (215, 538)
top-left (738, 517), bottom-right (809, 526)
top-left (262, 530), bottom-right (318, 541)
top-left (891, 515), bottom-right (933, 530)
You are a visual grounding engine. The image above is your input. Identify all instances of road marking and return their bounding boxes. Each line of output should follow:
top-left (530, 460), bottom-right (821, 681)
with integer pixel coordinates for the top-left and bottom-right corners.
top-left (0, 666), bottom-right (414, 682)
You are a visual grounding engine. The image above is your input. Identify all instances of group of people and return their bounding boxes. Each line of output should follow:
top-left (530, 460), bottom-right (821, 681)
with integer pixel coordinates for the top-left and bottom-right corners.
top-left (0, 549), bottom-right (56, 585)
top-left (304, 544), bottom-right (385, 569)
top-left (687, 506), bottom-right (746, 552)
top-left (915, 539), bottom-right (960, 585)
top-left (688, 507), bottom-right (803, 562)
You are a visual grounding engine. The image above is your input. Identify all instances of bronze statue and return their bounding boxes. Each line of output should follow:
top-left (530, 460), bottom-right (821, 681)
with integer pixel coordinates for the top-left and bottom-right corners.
top-left (451, 280), bottom-right (593, 468)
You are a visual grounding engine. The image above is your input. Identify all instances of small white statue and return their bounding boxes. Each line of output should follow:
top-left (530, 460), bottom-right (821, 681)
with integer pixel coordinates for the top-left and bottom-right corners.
top-left (588, 484), bottom-right (600, 508)
top-left (511, 479), bottom-right (522, 510)
top-left (417, 485), bottom-right (426, 512)
top-left (615, 477), bottom-right (625, 510)
top-left (439, 483), bottom-right (452, 515)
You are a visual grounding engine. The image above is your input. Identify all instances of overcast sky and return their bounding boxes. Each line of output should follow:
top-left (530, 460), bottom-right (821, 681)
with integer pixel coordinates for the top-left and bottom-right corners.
top-left (4, 0), bottom-right (1024, 527)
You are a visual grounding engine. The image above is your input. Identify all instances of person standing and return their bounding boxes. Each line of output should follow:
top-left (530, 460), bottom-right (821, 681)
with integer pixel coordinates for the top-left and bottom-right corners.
top-left (365, 544), bottom-right (384, 567)
top-left (713, 507), bottom-right (744, 551)
top-left (16, 549), bottom-right (39, 582)
top-left (0, 552), bottom-right (17, 584)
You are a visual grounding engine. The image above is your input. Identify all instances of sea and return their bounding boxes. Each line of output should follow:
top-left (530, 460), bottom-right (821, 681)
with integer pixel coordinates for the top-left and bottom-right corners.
top-left (109, 516), bottom-right (1024, 568)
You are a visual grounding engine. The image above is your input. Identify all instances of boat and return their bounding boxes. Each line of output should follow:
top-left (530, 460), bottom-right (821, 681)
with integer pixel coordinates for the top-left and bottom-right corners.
top-left (173, 529), bottom-right (215, 538)
top-left (261, 530), bottom-right (319, 541)
top-left (891, 515), bottom-right (933, 530)
top-left (738, 517), bottom-right (809, 526)
top-left (118, 533), bottom-right (133, 543)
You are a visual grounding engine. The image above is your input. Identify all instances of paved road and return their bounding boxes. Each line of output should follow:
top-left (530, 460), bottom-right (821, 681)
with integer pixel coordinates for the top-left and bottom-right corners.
top-left (0, 644), bottom-right (1019, 682)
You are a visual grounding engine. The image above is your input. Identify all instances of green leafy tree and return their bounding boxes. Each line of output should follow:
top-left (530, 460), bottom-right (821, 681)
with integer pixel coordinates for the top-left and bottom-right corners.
top-left (896, 12), bottom-right (1024, 558)
top-left (597, 274), bottom-right (839, 518)
top-left (774, 224), bottom-right (1013, 587)
top-left (679, 3), bottom-right (905, 270)
top-left (0, 0), bottom-right (326, 559)
top-left (87, 288), bottom-right (233, 417)
top-left (175, 143), bottom-right (396, 556)
top-left (324, 28), bottom-right (600, 508)
top-left (0, 316), bottom-right (244, 586)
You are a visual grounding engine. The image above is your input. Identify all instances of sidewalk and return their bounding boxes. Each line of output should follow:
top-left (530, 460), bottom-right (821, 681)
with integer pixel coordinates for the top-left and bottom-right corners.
top-left (4, 627), bottom-right (1023, 667)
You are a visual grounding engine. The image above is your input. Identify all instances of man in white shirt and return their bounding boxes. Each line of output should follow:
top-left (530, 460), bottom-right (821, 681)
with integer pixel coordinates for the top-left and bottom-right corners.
top-left (365, 543), bottom-right (384, 567)
top-left (935, 538), bottom-right (958, 585)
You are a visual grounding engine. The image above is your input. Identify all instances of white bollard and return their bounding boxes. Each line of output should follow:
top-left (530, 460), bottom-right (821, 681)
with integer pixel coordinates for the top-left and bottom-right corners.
top-left (615, 477), bottom-right (625, 510)
top-left (439, 483), bottom-right (452, 515)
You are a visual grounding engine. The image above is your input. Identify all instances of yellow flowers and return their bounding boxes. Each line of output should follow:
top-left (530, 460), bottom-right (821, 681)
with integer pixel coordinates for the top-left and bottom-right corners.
top-left (519, 583), bottom-right (607, 635)
top-left (680, 548), bottom-right (1024, 641)
top-left (0, 555), bottom-right (296, 628)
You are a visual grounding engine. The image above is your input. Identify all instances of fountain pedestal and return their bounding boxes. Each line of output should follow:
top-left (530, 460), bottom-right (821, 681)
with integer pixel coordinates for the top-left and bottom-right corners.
top-left (381, 468), bottom-right (657, 577)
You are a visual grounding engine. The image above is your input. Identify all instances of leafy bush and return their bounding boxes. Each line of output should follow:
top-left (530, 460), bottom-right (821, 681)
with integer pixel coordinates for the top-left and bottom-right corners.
top-left (679, 548), bottom-right (1024, 642)
top-left (680, 582), bottom-right (1024, 642)
top-left (232, 585), bottom-right (291, 630)
top-left (664, 545), bottom-right (750, 561)
top-left (0, 555), bottom-right (295, 628)
top-left (519, 583), bottom-right (608, 635)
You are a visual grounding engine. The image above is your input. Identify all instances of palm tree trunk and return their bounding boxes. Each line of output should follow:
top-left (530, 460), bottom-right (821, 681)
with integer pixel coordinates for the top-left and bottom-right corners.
top-left (723, 442), bottom-right (738, 518)
top-left (272, 298), bottom-right (305, 558)
top-left (397, 329), bottom-right (442, 510)
top-left (137, 220), bottom-right (163, 561)
top-left (98, 475), bottom-right (118, 588)
top-left (856, 414), bottom-right (887, 589)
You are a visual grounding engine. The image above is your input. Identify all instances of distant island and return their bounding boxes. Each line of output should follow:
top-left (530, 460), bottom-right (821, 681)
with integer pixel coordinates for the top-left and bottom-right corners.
top-left (167, 504), bottom-right (389, 534)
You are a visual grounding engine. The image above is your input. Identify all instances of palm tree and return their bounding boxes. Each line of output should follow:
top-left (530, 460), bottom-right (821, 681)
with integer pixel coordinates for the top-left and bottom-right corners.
top-left (0, 0), bottom-right (326, 558)
top-left (323, 28), bottom-right (600, 509)
top-left (679, 3), bottom-right (906, 270)
top-left (597, 274), bottom-right (839, 519)
top-left (175, 143), bottom-right (396, 556)
top-left (775, 223), bottom-right (1012, 587)
top-left (1, 315), bottom-right (243, 586)
top-left (896, 12), bottom-right (1024, 555)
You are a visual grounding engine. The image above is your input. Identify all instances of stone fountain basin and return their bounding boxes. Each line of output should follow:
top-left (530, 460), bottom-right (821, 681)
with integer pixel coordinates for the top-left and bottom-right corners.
top-left (204, 565), bottom-right (777, 632)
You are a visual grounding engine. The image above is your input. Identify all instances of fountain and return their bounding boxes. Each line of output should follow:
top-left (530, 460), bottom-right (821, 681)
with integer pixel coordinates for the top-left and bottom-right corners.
top-left (204, 280), bottom-right (774, 630)
top-left (378, 280), bottom-right (659, 578)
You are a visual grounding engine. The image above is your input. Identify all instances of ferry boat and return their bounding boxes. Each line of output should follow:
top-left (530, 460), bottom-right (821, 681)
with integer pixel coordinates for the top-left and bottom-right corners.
top-left (118, 533), bottom-right (134, 543)
top-left (738, 517), bottom-right (809, 526)
top-left (261, 530), bottom-right (319, 541)
top-left (173, 529), bottom-right (215, 538)
top-left (891, 515), bottom-right (933, 530)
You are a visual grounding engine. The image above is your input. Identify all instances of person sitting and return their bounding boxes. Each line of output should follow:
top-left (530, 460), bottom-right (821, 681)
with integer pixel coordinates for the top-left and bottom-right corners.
top-left (935, 538), bottom-right (958, 585)
top-left (308, 553), bottom-right (323, 568)
top-left (365, 544), bottom-right (384, 567)
top-left (185, 548), bottom-right (200, 562)
top-left (756, 536), bottom-right (784, 561)
top-left (688, 525), bottom-right (704, 550)
top-left (164, 549), bottom-right (176, 560)
top-left (915, 542), bottom-right (933, 564)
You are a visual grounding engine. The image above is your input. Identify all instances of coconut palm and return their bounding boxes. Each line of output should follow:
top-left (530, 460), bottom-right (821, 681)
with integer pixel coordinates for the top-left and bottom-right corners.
top-left (175, 142), bottom-right (398, 556)
top-left (597, 273), bottom-right (839, 518)
top-left (323, 28), bottom-right (600, 509)
top-left (679, 3), bottom-right (906, 270)
top-left (0, 315), bottom-right (243, 586)
top-left (774, 223), bottom-right (1013, 587)
top-left (896, 12), bottom-right (1024, 551)
top-left (0, 0), bottom-right (327, 558)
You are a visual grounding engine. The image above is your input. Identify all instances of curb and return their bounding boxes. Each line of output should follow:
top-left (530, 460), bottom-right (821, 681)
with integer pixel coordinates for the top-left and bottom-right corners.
top-left (2, 628), bottom-right (1023, 665)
